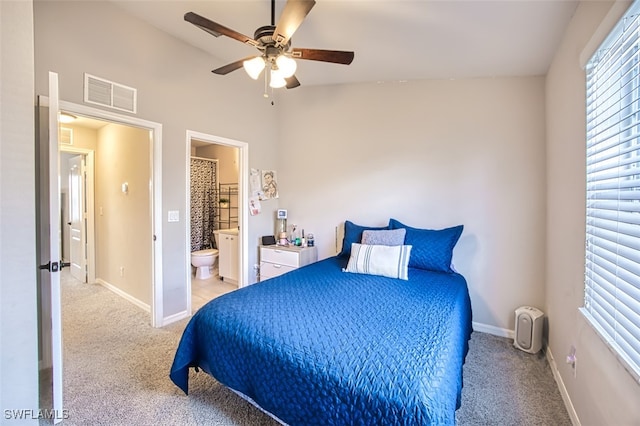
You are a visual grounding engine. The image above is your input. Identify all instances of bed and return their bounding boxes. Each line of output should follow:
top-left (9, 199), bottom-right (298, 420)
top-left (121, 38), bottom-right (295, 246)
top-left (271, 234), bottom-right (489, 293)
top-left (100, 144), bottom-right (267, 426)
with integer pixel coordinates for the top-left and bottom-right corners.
top-left (170, 219), bottom-right (472, 425)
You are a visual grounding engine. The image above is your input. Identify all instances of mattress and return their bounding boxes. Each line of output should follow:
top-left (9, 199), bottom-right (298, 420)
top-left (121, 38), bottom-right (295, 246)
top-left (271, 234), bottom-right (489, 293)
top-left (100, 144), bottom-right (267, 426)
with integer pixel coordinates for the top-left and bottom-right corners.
top-left (170, 256), bottom-right (472, 425)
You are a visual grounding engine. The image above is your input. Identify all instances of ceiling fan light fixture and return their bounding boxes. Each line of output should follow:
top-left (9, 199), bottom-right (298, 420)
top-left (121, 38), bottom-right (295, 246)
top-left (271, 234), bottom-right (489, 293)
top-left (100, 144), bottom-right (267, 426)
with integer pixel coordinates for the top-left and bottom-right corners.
top-left (185, 0), bottom-right (354, 94)
top-left (243, 57), bottom-right (266, 80)
top-left (269, 69), bottom-right (287, 88)
top-left (276, 55), bottom-right (297, 78)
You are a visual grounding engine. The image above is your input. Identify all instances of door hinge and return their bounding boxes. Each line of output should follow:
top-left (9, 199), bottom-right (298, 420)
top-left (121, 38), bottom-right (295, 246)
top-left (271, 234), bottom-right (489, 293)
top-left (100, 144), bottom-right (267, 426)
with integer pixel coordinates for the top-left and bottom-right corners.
top-left (39, 260), bottom-right (71, 272)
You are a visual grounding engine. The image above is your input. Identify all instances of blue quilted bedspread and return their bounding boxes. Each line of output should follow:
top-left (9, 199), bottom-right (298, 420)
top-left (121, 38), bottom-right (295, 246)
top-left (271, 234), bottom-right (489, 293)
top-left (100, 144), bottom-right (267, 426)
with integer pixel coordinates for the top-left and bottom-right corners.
top-left (170, 256), bottom-right (472, 425)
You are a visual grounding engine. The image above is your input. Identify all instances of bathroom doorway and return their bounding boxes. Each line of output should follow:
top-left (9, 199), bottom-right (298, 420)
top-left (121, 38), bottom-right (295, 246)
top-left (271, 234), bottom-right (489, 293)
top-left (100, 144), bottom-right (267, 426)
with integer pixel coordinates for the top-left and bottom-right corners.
top-left (186, 130), bottom-right (248, 313)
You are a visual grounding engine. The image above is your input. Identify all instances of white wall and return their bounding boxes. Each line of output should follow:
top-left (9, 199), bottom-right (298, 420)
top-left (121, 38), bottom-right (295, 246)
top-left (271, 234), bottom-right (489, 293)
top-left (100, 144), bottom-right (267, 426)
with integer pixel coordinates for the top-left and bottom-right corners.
top-left (0, 0), bottom-right (39, 423)
top-left (34, 1), bottom-right (280, 318)
top-left (95, 123), bottom-right (152, 305)
top-left (546, 1), bottom-right (640, 424)
top-left (196, 144), bottom-right (239, 186)
top-left (278, 77), bottom-right (547, 332)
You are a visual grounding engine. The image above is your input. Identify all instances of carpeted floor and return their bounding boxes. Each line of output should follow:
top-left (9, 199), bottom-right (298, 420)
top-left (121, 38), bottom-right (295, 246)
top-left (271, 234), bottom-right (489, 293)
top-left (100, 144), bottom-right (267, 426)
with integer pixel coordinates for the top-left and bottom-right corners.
top-left (46, 272), bottom-right (572, 425)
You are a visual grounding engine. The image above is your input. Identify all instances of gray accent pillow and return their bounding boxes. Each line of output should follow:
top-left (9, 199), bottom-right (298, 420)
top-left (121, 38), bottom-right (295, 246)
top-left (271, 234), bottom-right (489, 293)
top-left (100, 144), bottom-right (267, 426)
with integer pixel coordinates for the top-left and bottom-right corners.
top-left (361, 228), bottom-right (406, 246)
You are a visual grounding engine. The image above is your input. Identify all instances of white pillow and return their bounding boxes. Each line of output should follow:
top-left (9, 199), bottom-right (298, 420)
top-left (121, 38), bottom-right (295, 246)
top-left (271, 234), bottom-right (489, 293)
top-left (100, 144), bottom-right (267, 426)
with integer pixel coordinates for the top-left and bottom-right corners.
top-left (343, 243), bottom-right (412, 280)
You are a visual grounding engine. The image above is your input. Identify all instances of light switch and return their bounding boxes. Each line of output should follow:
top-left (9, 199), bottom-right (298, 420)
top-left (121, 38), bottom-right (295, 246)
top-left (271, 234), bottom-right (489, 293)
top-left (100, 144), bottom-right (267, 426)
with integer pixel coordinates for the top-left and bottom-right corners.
top-left (168, 210), bottom-right (179, 222)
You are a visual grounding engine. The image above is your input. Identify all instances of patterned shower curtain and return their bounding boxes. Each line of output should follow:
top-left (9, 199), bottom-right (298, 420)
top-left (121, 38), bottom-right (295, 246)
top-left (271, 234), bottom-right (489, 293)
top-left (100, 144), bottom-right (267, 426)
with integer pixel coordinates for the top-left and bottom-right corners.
top-left (190, 158), bottom-right (218, 251)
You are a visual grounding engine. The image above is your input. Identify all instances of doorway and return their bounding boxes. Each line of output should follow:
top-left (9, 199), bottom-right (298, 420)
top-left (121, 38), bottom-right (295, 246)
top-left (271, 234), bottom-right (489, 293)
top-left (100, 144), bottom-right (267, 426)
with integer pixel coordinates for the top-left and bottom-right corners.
top-left (59, 147), bottom-right (95, 284)
top-left (57, 112), bottom-right (154, 311)
top-left (185, 130), bottom-right (249, 314)
top-left (53, 100), bottom-right (163, 326)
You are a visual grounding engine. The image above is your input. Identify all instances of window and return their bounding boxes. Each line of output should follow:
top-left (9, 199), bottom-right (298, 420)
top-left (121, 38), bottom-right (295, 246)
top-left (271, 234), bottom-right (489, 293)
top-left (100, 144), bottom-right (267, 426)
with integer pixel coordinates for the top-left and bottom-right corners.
top-left (584, 1), bottom-right (640, 380)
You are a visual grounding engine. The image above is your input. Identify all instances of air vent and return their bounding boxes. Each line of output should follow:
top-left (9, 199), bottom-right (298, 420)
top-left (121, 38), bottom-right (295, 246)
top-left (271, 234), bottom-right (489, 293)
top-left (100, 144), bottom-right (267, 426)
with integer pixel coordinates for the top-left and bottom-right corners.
top-left (84, 73), bottom-right (137, 113)
top-left (59, 127), bottom-right (73, 145)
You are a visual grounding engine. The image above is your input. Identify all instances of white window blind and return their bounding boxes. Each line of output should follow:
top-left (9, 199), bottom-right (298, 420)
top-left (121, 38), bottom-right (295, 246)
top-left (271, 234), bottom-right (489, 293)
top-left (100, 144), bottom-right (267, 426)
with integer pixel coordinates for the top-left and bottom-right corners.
top-left (584, 0), bottom-right (640, 381)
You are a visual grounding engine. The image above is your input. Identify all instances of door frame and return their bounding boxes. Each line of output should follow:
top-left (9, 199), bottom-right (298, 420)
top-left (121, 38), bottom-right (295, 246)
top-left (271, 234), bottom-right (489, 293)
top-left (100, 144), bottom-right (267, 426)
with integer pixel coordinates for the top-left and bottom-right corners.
top-left (40, 97), bottom-right (164, 327)
top-left (185, 130), bottom-right (249, 314)
top-left (61, 147), bottom-right (96, 284)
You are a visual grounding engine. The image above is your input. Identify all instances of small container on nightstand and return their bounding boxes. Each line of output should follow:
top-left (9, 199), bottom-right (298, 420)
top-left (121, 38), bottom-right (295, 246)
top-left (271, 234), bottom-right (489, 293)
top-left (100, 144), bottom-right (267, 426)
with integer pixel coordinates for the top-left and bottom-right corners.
top-left (259, 245), bottom-right (318, 281)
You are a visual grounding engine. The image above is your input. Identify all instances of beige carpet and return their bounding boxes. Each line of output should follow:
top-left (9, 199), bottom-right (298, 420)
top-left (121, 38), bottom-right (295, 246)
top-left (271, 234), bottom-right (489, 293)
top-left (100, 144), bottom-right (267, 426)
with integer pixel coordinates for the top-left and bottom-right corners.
top-left (48, 271), bottom-right (571, 425)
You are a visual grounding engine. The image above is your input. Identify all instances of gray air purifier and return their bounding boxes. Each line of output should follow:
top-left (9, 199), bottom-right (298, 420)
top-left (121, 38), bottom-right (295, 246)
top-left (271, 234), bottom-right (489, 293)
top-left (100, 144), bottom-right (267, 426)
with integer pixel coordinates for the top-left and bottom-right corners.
top-left (514, 306), bottom-right (544, 354)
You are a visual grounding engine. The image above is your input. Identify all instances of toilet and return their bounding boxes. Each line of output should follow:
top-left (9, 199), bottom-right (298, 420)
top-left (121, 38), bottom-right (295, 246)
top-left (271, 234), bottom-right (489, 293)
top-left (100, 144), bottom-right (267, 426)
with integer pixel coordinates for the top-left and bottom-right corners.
top-left (191, 248), bottom-right (219, 280)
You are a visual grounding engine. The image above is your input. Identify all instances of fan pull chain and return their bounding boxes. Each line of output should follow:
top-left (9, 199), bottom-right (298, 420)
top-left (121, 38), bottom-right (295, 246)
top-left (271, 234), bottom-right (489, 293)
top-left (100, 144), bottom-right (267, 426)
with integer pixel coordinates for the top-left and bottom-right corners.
top-left (263, 62), bottom-right (276, 105)
top-left (263, 68), bottom-right (268, 98)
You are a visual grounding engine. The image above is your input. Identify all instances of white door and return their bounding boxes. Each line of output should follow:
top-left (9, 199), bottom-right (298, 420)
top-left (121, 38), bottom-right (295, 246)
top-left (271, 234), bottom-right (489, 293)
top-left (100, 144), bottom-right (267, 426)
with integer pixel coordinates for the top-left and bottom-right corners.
top-left (37, 71), bottom-right (64, 423)
top-left (68, 155), bottom-right (87, 283)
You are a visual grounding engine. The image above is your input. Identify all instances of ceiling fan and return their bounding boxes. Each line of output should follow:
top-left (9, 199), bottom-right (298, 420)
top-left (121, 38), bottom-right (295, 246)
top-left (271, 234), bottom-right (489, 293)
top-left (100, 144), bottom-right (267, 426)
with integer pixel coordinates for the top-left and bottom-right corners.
top-left (184, 0), bottom-right (354, 91)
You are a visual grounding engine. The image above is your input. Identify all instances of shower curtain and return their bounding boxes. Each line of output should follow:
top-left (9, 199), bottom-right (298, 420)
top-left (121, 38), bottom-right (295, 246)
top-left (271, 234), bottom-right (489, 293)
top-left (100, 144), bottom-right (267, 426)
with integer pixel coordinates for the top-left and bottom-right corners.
top-left (190, 158), bottom-right (218, 252)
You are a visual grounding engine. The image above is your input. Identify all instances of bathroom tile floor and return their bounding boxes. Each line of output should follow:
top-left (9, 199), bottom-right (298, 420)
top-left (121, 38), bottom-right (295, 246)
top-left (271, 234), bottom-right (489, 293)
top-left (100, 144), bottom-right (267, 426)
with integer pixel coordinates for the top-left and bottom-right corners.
top-left (191, 267), bottom-right (238, 312)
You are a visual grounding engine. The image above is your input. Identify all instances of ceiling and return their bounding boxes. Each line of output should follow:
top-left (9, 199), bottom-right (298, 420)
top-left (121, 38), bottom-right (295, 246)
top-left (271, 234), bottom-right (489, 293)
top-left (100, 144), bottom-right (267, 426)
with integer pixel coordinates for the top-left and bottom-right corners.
top-left (59, 114), bottom-right (107, 130)
top-left (110, 0), bottom-right (579, 88)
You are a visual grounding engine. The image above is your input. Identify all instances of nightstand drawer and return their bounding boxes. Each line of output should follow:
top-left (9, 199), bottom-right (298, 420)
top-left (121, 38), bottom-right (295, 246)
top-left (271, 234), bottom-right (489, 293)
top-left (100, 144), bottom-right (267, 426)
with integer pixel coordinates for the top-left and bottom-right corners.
top-left (260, 261), bottom-right (296, 279)
top-left (260, 248), bottom-right (300, 267)
top-left (259, 246), bottom-right (318, 282)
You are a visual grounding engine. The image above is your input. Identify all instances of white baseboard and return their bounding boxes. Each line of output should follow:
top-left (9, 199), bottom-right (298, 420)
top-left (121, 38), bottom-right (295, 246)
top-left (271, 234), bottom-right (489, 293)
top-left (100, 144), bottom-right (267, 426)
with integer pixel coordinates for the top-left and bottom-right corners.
top-left (96, 278), bottom-right (150, 313)
top-left (472, 321), bottom-right (514, 339)
top-left (161, 310), bottom-right (190, 327)
top-left (546, 347), bottom-right (580, 426)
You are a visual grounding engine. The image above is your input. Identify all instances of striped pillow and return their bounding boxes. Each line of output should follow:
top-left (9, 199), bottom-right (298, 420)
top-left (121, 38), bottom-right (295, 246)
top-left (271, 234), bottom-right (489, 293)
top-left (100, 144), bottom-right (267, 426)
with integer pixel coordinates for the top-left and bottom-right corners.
top-left (343, 243), bottom-right (412, 280)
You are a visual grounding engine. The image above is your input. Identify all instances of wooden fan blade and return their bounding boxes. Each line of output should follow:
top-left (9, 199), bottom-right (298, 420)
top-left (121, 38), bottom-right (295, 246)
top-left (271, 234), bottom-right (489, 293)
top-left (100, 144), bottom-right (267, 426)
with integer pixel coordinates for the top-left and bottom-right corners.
top-left (273, 0), bottom-right (316, 47)
top-left (291, 48), bottom-right (354, 65)
top-left (184, 12), bottom-right (258, 47)
top-left (212, 56), bottom-right (258, 75)
top-left (285, 75), bottom-right (301, 89)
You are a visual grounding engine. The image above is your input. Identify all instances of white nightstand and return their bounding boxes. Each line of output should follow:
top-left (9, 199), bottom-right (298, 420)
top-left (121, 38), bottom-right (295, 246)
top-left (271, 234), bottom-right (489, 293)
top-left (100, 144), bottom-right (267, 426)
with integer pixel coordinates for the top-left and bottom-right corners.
top-left (259, 245), bottom-right (318, 281)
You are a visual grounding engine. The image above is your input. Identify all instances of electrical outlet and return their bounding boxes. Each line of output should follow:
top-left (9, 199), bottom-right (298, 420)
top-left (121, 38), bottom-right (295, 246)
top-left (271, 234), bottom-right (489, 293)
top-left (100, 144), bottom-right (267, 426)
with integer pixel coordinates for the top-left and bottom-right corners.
top-left (119, 266), bottom-right (125, 277)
